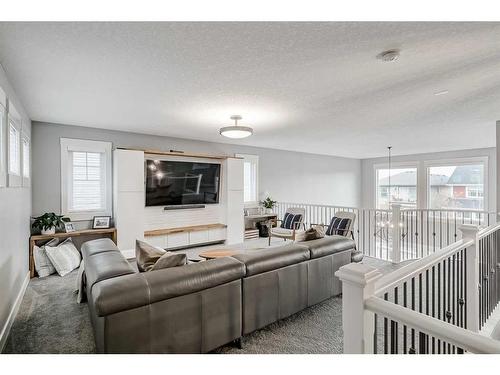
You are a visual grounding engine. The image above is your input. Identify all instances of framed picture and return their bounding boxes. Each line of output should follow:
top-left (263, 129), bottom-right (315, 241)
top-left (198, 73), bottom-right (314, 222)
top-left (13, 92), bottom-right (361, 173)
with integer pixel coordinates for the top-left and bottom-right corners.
top-left (64, 222), bottom-right (76, 233)
top-left (92, 216), bottom-right (111, 229)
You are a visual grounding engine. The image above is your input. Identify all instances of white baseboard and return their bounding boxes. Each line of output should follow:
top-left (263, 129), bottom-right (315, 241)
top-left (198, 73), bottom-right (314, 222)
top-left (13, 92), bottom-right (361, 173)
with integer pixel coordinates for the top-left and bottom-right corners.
top-left (0, 271), bottom-right (30, 353)
top-left (121, 249), bottom-right (135, 259)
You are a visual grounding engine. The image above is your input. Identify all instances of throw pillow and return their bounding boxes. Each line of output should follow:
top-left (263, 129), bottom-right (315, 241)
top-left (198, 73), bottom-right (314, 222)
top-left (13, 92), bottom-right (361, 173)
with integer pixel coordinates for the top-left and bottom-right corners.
top-left (45, 238), bottom-right (82, 277)
top-left (303, 225), bottom-right (326, 241)
top-left (280, 212), bottom-right (303, 230)
top-left (326, 217), bottom-right (351, 236)
top-left (136, 239), bottom-right (166, 272)
top-left (150, 252), bottom-right (187, 271)
top-left (33, 238), bottom-right (59, 278)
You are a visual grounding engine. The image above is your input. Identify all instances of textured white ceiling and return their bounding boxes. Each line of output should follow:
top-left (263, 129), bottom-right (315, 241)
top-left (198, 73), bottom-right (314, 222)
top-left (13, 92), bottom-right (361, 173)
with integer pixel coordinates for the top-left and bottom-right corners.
top-left (0, 22), bottom-right (499, 158)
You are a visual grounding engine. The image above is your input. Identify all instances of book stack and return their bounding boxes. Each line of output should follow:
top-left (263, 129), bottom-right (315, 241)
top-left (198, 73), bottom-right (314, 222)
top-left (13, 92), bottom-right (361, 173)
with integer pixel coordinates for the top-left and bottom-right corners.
top-left (244, 229), bottom-right (259, 240)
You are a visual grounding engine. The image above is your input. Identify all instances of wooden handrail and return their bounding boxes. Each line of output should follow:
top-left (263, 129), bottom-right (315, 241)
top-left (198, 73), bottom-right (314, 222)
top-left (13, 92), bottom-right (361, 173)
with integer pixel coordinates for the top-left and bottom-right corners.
top-left (365, 297), bottom-right (500, 354)
top-left (374, 238), bottom-right (474, 295)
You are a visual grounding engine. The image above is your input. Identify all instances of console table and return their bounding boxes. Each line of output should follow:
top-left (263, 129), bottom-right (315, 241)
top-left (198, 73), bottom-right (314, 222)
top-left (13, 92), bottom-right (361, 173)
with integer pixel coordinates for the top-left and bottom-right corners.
top-left (29, 228), bottom-right (117, 278)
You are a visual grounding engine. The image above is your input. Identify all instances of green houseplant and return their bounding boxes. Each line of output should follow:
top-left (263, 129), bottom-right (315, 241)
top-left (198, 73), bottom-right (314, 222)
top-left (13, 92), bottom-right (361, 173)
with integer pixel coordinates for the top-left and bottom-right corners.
top-left (260, 197), bottom-right (277, 213)
top-left (32, 213), bottom-right (70, 235)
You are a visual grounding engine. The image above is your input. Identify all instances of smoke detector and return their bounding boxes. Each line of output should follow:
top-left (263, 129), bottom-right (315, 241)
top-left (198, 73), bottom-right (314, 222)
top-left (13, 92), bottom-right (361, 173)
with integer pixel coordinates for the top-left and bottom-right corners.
top-left (376, 49), bottom-right (400, 62)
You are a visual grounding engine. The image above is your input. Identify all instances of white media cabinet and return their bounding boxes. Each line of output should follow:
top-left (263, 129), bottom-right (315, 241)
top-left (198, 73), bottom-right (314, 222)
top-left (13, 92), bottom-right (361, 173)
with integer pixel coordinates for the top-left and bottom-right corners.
top-left (113, 148), bottom-right (244, 257)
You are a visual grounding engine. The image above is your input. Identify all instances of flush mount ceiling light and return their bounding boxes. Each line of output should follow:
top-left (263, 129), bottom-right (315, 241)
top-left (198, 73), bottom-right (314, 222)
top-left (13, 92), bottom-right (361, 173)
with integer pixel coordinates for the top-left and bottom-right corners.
top-left (219, 115), bottom-right (253, 139)
top-left (376, 49), bottom-right (400, 62)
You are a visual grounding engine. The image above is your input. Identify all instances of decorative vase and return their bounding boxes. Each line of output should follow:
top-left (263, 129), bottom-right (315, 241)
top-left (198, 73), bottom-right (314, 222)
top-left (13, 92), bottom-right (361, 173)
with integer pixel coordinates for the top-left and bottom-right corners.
top-left (265, 208), bottom-right (273, 214)
top-left (41, 227), bottom-right (56, 235)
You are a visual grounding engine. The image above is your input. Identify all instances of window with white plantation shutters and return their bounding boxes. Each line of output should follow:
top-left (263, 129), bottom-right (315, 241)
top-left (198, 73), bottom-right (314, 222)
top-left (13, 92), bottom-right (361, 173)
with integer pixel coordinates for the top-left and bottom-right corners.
top-left (22, 137), bottom-right (30, 178)
top-left (61, 138), bottom-right (112, 220)
top-left (235, 154), bottom-right (259, 207)
top-left (8, 122), bottom-right (20, 175)
top-left (70, 151), bottom-right (104, 210)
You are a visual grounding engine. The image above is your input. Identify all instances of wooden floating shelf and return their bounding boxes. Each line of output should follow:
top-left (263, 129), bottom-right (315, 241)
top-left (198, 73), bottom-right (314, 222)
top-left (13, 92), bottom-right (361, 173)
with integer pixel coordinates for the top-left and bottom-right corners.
top-left (144, 223), bottom-right (227, 237)
top-left (30, 228), bottom-right (117, 241)
top-left (116, 147), bottom-right (242, 160)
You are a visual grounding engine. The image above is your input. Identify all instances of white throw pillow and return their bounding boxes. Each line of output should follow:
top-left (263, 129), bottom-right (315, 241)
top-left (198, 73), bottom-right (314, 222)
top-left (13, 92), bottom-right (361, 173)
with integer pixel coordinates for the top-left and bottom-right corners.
top-left (45, 238), bottom-right (81, 277)
top-left (33, 238), bottom-right (58, 278)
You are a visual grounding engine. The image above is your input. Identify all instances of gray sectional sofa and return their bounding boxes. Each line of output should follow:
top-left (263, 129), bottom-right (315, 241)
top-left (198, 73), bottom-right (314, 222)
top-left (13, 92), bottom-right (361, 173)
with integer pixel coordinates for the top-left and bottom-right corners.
top-left (81, 235), bottom-right (357, 353)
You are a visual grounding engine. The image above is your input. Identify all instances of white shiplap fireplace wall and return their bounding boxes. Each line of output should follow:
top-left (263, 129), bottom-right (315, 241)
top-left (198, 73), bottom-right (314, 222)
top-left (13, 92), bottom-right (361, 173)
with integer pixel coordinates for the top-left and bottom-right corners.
top-left (113, 149), bottom-right (244, 257)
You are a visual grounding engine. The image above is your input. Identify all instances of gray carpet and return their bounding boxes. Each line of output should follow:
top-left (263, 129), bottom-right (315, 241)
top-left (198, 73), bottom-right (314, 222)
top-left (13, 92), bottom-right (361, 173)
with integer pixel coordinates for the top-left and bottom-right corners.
top-left (3, 267), bottom-right (344, 354)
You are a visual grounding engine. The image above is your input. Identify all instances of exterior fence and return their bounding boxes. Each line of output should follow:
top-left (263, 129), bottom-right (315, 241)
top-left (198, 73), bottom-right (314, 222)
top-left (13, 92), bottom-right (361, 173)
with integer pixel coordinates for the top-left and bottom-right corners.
top-left (274, 201), bottom-right (496, 263)
top-left (335, 222), bottom-right (500, 354)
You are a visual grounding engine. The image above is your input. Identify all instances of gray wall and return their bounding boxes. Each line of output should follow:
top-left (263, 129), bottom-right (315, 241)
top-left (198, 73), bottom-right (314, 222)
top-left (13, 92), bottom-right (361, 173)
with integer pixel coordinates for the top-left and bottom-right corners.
top-left (32, 122), bottom-right (362, 218)
top-left (0, 66), bottom-right (31, 348)
top-left (361, 147), bottom-right (496, 211)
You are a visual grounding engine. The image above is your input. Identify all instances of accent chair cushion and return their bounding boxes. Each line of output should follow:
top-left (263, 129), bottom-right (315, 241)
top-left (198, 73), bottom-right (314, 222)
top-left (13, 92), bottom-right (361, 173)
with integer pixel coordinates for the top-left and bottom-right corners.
top-left (280, 212), bottom-right (303, 230)
top-left (326, 216), bottom-right (351, 236)
top-left (45, 238), bottom-right (82, 277)
top-left (33, 238), bottom-right (59, 278)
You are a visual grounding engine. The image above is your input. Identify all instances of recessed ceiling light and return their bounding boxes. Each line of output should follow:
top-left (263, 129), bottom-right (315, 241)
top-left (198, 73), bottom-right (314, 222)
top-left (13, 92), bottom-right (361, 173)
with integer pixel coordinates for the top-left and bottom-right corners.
top-left (219, 115), bottom-right (253, 139)
top-left (376, 49), bottom-right (400, 62)
top-left (434, 90), bottom-right (449, 96)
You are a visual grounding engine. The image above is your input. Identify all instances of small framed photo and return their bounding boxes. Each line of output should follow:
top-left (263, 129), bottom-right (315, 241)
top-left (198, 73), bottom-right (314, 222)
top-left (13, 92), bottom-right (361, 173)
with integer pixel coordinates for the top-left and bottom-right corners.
top-left (64, 222), bottom-right (76, 233)
top-left (92, 216), bottom-right (111, 229)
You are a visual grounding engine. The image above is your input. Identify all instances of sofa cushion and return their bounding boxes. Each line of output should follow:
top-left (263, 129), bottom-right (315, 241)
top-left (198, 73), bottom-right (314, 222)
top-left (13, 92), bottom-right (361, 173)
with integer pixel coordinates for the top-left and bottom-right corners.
top-left (303, 235), bottom-right (356, 259)
top-left (85, 251), bottom-right (136, 290)
top-left (81, 238), bottom-right (119, 260)
top-left (231, 244), bottom-right (310, 276)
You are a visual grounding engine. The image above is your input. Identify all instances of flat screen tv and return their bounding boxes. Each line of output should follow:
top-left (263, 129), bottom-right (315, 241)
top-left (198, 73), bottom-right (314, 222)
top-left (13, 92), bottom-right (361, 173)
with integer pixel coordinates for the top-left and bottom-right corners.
top-left (145, 159), bottom-right (221, 207)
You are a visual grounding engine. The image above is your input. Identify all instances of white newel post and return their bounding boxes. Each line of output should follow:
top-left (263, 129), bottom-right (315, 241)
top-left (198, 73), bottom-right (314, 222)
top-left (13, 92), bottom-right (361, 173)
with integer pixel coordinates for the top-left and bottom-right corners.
top-left (390, 204), bottom-right (402, 264)
top-left (460, 224), bottom-right (480, 333)
top-left (335, 263), bottom-right (383, 353)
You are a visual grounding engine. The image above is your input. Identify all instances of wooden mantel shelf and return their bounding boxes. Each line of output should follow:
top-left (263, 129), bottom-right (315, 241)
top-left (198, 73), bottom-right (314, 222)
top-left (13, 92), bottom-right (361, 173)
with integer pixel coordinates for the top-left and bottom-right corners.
top-left (144, 223), bottom-right (226, 237)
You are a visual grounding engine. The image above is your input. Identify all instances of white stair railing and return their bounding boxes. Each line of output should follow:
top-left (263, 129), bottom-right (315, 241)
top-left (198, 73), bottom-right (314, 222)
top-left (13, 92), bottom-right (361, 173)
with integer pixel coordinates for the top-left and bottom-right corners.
top-left (274, 201), bottom-right (496, 263)
top-left (335, 224), bottom-right (500, 354)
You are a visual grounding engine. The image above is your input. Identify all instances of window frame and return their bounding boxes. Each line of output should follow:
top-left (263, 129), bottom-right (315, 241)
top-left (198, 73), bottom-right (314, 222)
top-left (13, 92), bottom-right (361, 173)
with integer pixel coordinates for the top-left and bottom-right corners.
top-left (21, 132), bottom-right (30, 186)
top-left (373, 161), bottom-right (419, 209)
top-left (7, 112), bottom-right (22, 187)
top-left (235, 153), bottom-right (259, 208)
top-left (0, 87), bottom-right (6, 188)
top-left (424, 156), bottom-right (488, 212)
top-left (60, 138), bottom-right (112, 221)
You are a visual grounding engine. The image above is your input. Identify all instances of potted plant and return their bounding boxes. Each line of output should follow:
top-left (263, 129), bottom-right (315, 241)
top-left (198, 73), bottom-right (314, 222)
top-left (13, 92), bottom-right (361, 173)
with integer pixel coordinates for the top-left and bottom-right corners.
top-left (260, 197), bottom-right (277, 214)
top-left (32, 213), bottom-right (70, 235)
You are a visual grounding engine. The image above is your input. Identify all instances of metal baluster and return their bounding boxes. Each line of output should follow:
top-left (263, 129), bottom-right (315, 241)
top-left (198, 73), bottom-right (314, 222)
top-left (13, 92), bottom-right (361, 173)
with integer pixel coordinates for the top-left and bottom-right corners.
top-left (384, 292), bottom-right (389, 354)
top-left (432, 266), bottom-right (436, 353)
top-left (403, 282), bottom-right (408, 354)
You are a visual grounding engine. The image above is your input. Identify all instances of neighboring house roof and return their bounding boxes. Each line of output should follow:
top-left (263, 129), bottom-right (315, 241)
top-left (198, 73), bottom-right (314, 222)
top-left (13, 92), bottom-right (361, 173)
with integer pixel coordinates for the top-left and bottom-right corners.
top-left (446, 165), bottom-right (483, 185)
top-left (379, 171), bottom-right (416, 186)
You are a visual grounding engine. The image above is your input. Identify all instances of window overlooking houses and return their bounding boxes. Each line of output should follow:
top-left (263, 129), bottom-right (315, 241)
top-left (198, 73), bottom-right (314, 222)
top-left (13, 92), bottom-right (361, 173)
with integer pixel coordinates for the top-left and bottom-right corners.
top-left (376, 167), bottom-right (417, 209)
top-left (427, 164), bottom-right (485, 211)
top-left (236, 154), bottom-right (259, 207)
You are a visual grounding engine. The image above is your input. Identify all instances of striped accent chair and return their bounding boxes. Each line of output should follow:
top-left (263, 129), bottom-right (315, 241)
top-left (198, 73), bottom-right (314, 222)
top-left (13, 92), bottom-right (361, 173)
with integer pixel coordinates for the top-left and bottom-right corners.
top-left (320, 211), bottom-right (362, 262)
top-left (325, 211), bottom-right (355, 239)
top-left (268, 207), bottom-right (306, 246)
